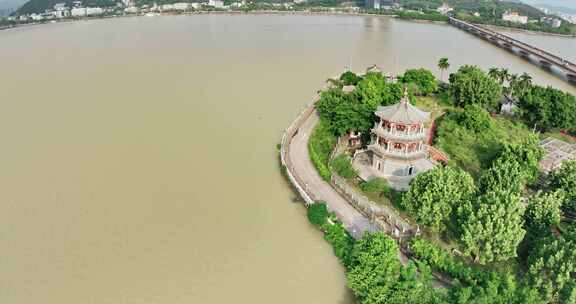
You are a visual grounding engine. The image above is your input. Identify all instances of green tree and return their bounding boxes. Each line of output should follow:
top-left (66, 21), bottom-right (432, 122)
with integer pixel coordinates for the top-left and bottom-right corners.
top-left (517, 85), bottom-right (576, 132)
top-left (438, 57), bottom-right (450, 82)
top-left (549, 160), bottom-right (576, 214)
top-left (524, 190), bottom-right (564, 235)
top-left (356, 71), bottom-right (403, 107)
top-left (324, 220), bottom-right (355, 268)
top-left (347, 232), bottom-right (401, 301)
top-left (478, 156), bottom-right (527, 194)
top-left (527, 229), bottom-right (576, 304)
top-left (457, 104), bottom-right (492, 133)
top-left (401, 68), bottom-right (438, 95)
top-left (449, 65), bottom-right (502, 109)
top-left (458, 189), bottom-right (526, 264)
top-left (340, 71), bottom-right (362, 86)
top-left (401, 166), bottom-right (475, 232)
top-left (498, 135), bottom-right (544, 183)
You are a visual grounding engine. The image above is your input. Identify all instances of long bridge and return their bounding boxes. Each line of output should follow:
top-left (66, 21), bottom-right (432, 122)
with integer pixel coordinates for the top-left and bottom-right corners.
top-left (449, 17), bottom-right (576, 84)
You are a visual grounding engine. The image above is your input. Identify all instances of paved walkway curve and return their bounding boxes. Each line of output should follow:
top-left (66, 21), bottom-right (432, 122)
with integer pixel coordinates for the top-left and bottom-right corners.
top-left (288, 111), bottom-right (379, 239)
top-left (282, 106), bottom-right (451, 288)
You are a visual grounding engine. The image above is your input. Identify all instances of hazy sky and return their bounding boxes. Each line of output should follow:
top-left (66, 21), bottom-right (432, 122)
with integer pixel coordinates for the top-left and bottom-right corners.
top-left (522, 0), bottom-right (576, 10)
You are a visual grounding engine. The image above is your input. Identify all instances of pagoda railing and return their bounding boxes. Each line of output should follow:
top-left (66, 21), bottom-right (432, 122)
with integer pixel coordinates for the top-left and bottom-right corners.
top-left (368, 144), bottom-right (427, 159)
top-left (372, 126), bottom-right (427, 141)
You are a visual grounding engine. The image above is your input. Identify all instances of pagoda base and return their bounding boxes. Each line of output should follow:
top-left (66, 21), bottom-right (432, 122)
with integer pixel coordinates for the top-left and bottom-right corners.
top-left (353, 150), bottom-right (436, 191)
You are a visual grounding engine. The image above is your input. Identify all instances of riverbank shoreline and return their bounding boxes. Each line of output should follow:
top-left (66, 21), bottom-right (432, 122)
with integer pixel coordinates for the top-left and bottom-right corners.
top-left (3, 9), bottom-right (572, 38)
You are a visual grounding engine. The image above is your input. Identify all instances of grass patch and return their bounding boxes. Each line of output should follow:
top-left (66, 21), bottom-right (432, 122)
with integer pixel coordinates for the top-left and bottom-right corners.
top-left (330, 154), bottom-right (358, 180)
top-left (308, 119), bottom-right (337, 182)
top-left (434, 112), bottom-right (534, 178)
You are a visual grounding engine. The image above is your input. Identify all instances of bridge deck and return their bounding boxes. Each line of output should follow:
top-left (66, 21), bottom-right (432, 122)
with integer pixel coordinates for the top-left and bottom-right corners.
top-left (449, 17), bottom-right (576, 75)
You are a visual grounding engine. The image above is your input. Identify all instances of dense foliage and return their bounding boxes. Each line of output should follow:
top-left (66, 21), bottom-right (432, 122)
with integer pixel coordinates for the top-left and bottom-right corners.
top-left (316, 72), bottom-right (402, 136)
top-left (401, 166), bottom-right (475, 232)
top-left (331, 154), bottom-right (358, 180)
top-left (524, 190), bottom-right (564, 235)
top-left (400, 68), bottom-right (438, 96)
top-left (517, 85), bottom-right (576, 132)
top-left (527, 228), bottom-right (576, 303)
top-left (347, 233), bottom-right (444, 304)
top-left (549, 161), bottom-right (576, 215)
top-left (360, 178), bottom-right (391, 199)
top-left (308, 120), bottom-right (336, 181)
top-left (456, 104), bottom-right (492, 133)
top-left (340, 71), bottom-right (361, 86)
top-left (409, 237), bottom-right (544, 304)
top-left (434, 109), bottom-right (533, 176)
top-left (449, 65), bottom-right (502, 109)
top-left (457, 189), bottom-right (526, 264)
top-left (324, 219), bottom-right (355, 268)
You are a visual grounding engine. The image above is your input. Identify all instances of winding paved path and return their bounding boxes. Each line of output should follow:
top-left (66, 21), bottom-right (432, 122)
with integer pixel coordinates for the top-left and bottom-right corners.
top-left (288, 110), bottom-right (378, 239)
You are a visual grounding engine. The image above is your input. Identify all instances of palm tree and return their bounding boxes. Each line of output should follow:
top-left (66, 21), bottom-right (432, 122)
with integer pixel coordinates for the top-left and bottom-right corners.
top-left (437, 58), bottom-right (450, 82)
top-left (499, 68), bottom-right (510, 85)
top-left (508, 74), bottom-right (520, 98)
top-left (519, 72), bottom-right (533, 92)
top-left (488, 67), bottom-right (500, 82)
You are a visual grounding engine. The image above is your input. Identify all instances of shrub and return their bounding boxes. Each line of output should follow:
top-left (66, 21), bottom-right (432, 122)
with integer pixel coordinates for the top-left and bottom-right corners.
top-left (401, 68), bottom-right (438, 95)
top-left (458, 104), bottom-right (492, 133)
top-left (360, 177), bottom-right (391, 198)
top-left (308, 120), bottom-right (336, 181)
top-left (307, 202), bottom-right (329, 228)
top-left (340, 71), bottom-right (361, 86)
top-left (331, 154), bottom-right (358, 180)
top-left (324, 220), bottom-right (355, 268)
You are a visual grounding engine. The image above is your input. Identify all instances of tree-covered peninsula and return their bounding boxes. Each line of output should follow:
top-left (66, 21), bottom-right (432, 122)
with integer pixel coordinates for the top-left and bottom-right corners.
top-left (302, 62), bottom-right (576, 304)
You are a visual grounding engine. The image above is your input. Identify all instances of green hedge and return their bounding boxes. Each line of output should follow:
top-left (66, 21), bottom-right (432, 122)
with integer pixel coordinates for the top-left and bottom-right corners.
top-left (308, 120), bottom-right (336, 182)
top-left (408, 237), bottom-right (487, 286)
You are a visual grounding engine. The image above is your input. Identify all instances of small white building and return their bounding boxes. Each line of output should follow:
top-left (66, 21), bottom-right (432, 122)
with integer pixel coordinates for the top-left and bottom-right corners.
top-left (30, 13), bottom-right (44, 21)
top-left (172, 3), bottom-right (191, 11)
top-left (502, 11), bottom-right (528, 24)
top-left (124, 6), bottom-right (138, 13)
top-left (161, 4), bottom-right (175, 10)
top-left (436, 3), bottom-right (453, 15)
top-left (542, 17), bottom-right (562, 28)
top-left (191, 3), bottom-right (202, 9)
top-left (71, 7), bottom-right (87, 16)
top-left (86, 7), bottom-right (104, 15)
top-left (208, 0), bottom-right (224, 8)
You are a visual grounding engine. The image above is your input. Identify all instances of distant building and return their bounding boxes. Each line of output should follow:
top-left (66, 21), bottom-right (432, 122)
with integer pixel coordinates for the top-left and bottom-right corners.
top-left (124, 6), bottom-right (138, 13)
top-left (30, 13), bottom-right (44, 21)
top-left (161, 4), bottom-right (174, 10)
top-left (365, 0), bottom-right (380, 10)
top-left (208, 0), bottom-right (224, 8)
top-left (53, 3), bottom-right (71, 18)
top-left (191, 3), bottom-right (202, 9)
top-left (541, 16), bottom-right (562, 28)
top-left (71, 7), bottom-right (104, 17)
top-left (71, 7), bottom-right (86, 16)
top-left (502, 11), bottom-right (528, 24)
top-left (173, 3), bottom-right (191, 10)
top-left (436, 3), bottom-right (453, 15)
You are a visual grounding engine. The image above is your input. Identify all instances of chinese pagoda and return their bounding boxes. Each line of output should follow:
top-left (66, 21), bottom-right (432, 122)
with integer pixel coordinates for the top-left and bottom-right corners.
top-left (354, 90), bottom-right (436, 189)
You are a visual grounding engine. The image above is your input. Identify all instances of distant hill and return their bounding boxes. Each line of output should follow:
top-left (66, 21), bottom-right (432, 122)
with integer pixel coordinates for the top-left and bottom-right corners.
top-left (521, 0), bottom-right (576, 11)
top-left (538, 4), bottom-right (576, 15)
top-left (398, 0), bottom-right (546, 19)
top-left (0, 0), bottom-right (27, 10)
top-left (17, 0), bottom-right (115, 14)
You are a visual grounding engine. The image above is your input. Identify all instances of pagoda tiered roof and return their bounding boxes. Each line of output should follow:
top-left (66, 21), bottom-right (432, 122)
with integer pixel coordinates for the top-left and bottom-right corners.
top-left (375, 93), bottom-right (430, 124)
